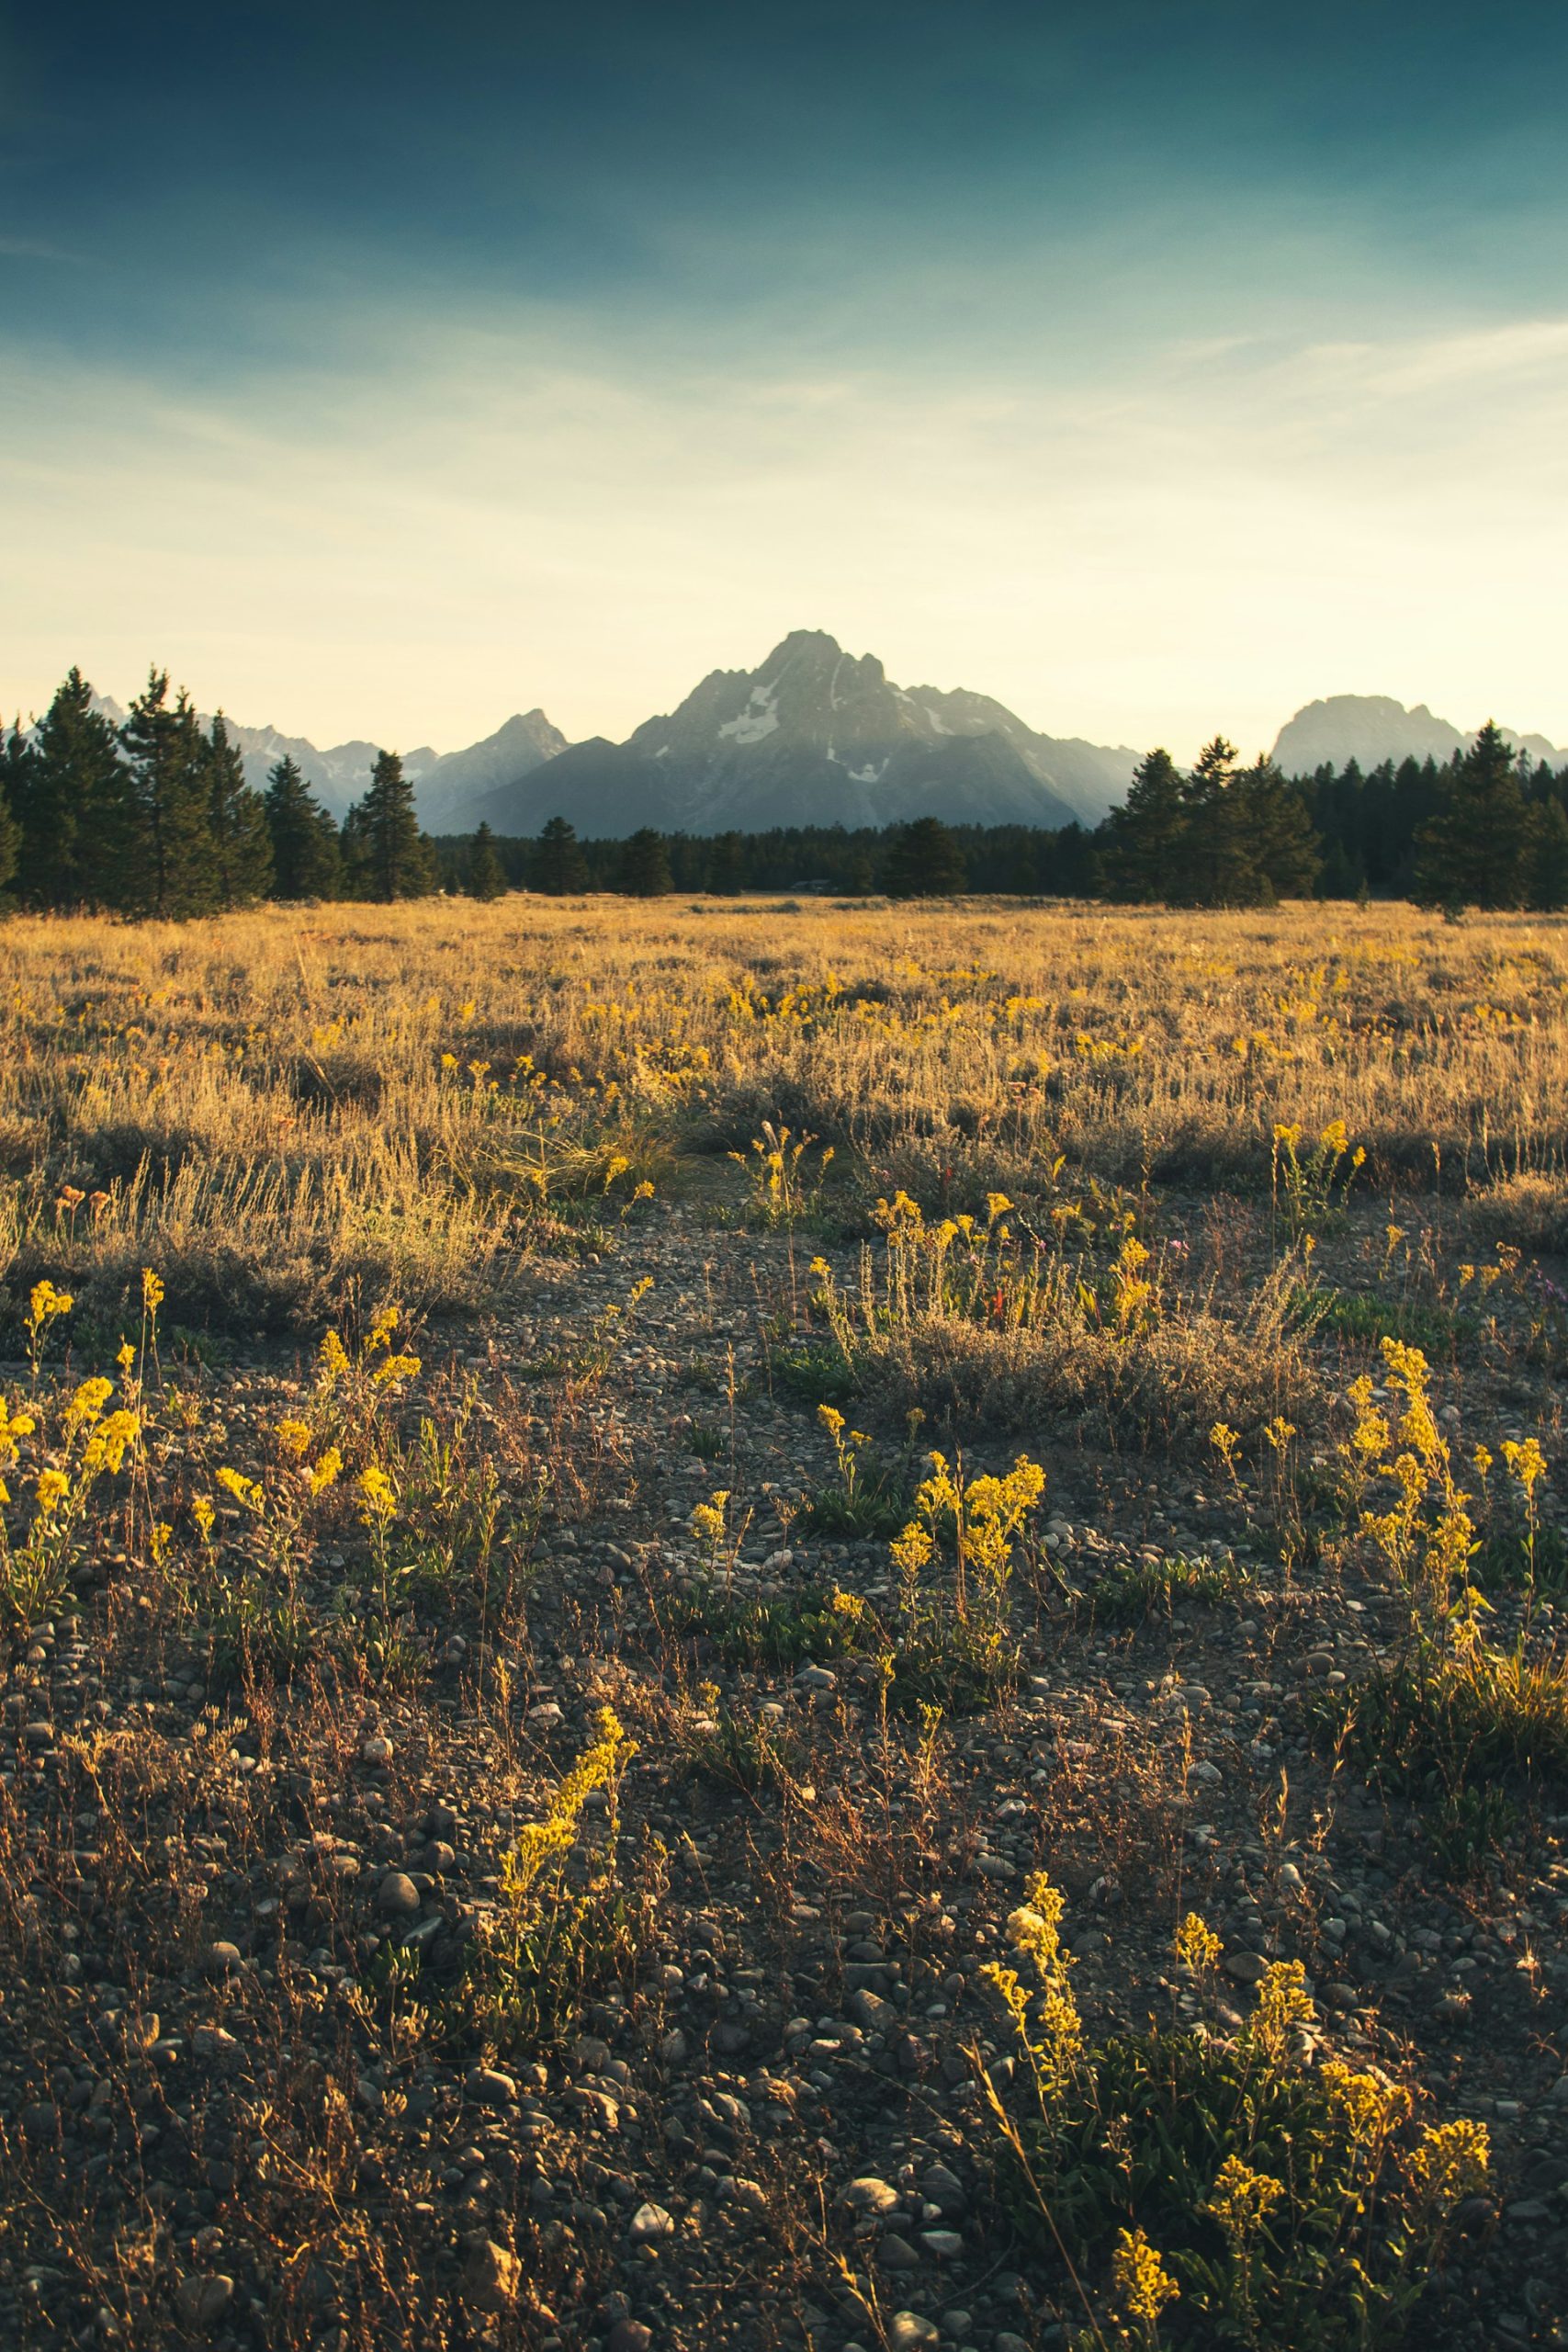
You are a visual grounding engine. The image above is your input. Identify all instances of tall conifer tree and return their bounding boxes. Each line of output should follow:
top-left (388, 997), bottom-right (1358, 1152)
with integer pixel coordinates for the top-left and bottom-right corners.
top-left (466, 821), bottom-right (506, 899)
top-left (120, 671), bottom-right (218, 917)
top-left (1415, 722), bottom-right (1529, 910)
top-left (17, 668), bottom-right (127, 909)
top-left (1526, 797), bottom-right (1568, 913)
top-left (352, 751), bottom-right (431, 901)
top-left (205, 716), bottom-right (274, 909)
top-left (1235, 757), bottom-right (1320, 900)
top-left (884, 816), bottom-right (965, 898)
top-left (0, 725), bottom-right (23, 902)
top-left (1174, 737), bottom-right (1254, 906)
top-left (616, 827), bottom-right (672, 897)
top-left (533, 814), bottom-right (587, 894)
top-left (1105, 748), bottom-right (1185, 902)
top-left (265, 756), bottom-right (342, 899)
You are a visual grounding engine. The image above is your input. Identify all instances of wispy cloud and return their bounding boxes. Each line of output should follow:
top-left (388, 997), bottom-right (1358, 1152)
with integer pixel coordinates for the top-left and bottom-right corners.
top-left (3, 300), bottom-right (1567, 759)
top-left (0, 234), bottom-right (84, 263)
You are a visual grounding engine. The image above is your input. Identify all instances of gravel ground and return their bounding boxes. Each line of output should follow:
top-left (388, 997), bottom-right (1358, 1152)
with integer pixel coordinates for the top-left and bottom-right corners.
top-left (3, 1196), bottom-right (1567, 2348)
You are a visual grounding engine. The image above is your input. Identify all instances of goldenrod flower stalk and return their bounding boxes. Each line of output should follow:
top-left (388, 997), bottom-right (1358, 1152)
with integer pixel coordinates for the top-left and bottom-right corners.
top-left (1110, 2227), bottom-right (1179, 2340)
top-left (1404, 2116), bottom-right (1490, 2210)
top-left (1205, 2154), bottom-right (1283, 2247)
top-left (1174, 1911), bottom-right (1223, 1973)
top-left (1247, 1958), bottom-right (1316, 2062)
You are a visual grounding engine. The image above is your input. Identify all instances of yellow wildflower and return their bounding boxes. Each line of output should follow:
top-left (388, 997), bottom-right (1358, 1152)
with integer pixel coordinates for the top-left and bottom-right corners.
top-left (1174, 1911), bottom-right (1223, 1973)
top-left (1205, 2154), bottom-right (1283, 2247)
top-left (1502, 1436), bottom-right (1547, 1497)
top-left (310, 1446), bottom-right (343, 1495)
top-left (1248, 1958), bottom-right (1316, 2060)
top-left (1404, 2116), bottom-right (1490, 2209)
top-left (890, 1521), bottom-right (934, 1578)
top-left (82, 1409), bottom-right (140, 1475)
top-left (358, 1464), bottom-right (397, 1523)
top-left (34, 1468), bottom-right (70, 1514)
top-left (1110, 2227), bottom-right (1179, 2330)
top-left (691, 1490), bottom-right (729, 1544)
top-left (64, 1376), bottom-right (113, 1433)
top-left (1322, 2059), bottom-right (1413, 2146)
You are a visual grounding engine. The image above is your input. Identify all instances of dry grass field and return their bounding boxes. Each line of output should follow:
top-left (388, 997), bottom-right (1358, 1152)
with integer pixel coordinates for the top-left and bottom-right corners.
top-left (4, 894), bottom-right (1568, 2352)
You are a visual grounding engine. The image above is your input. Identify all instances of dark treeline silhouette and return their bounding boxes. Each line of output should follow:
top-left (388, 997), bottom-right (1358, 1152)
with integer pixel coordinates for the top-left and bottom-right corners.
top-left (5, 671), bottom-right (1566, 914)
top-left (434, 813), bottom-right (1107, 899)
top-left (1, 667), bottom-right (442, 912)
top-left (435, 726), bottom-right (1568, 911)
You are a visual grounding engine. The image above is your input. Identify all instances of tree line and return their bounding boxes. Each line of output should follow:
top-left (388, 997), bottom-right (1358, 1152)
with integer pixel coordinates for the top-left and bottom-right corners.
top-left (3, 670), bottom-right (1564, 913)
top-left (1100, 725), bottom-right (1568, 910)
top-left (0, 668), bottom-right (443, 914)
top-left (449, 728), bottom-right (1568, 911)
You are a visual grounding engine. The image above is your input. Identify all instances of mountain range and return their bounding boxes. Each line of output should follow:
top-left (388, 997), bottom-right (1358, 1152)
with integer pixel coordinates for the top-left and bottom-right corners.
top-left (463, 629), bottom-right (1136, 838)
top-left (78, 653), bottom-right (1568, 838)
top-left (1270, 696), bottom-right (1568, 776)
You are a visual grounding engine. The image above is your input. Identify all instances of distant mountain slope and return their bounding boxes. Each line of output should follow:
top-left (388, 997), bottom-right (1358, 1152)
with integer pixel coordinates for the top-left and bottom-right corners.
top-left (82, 701), bottom-right (565, 823)
top-left (220, 722), bottom-right (440, 816)
top-left (475, 630), bottom-right (1137, 837)
top-left (405, 712), bottom-right (569, 832)
top-left (1273, 695), bottom-right (1568, 776)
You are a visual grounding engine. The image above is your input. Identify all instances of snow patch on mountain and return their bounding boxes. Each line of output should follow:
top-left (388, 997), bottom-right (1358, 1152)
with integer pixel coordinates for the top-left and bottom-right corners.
top-left (718, 683), bottom-right (780, 743)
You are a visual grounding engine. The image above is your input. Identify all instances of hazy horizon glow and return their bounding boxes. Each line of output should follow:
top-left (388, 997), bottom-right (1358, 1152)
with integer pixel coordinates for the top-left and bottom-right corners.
top-left (4, 0), bottom-right (1567, 766)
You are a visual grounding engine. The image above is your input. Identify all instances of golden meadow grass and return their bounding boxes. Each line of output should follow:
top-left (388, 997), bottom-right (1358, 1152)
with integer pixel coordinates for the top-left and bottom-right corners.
top-left (2, 895), bottom-right (1566, 1338)
top-left (3, 894), bottom-right (1568, 2351)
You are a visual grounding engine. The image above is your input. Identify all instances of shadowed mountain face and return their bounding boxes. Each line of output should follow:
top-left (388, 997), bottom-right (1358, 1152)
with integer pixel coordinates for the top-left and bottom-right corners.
top-left (220, 709), bottom-right (567, 821)
top-left (471, 630), bottom-right (1137, 837)
top-left (1273, 695), bottom-right (1568, 775)
top-left (80, 701), bottom-right (568, 821)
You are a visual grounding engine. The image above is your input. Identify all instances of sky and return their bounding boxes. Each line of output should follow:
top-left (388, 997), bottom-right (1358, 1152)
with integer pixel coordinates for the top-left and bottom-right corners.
top-left (3, 0), bottom-right (1567, 762)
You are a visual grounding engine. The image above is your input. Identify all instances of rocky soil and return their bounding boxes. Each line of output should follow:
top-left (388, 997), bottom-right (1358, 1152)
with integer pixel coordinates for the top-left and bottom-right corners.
top-left (3, 1198), bottom-right (1568, 2348)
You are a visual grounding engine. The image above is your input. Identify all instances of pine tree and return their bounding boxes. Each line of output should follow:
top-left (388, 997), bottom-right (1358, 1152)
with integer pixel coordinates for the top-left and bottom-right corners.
top-left (467, 822), bottom-right (507, 900)
top-left (533, 815), bottom-right (587, 895)
top-left (705, 831), bottom-right (746, 894)
top-left (16, 668), bottom-right (128, 910)
top-left (1415, 722), bottom-right (1529, 910)
top-left (884, 816), bottom-right (965, 899)
top-left (354, 751), bottom-right (430, 901)
top-left (0, 725), bottom-right (22, 902)
top-left (1174, 737), bottom-right (1257, 907)
top-left (617, 828), bottom-right (672, 897)
top-left (265, 756), bottom-right (342, 899)
top-left (1526, 797), bottom-right (1568, 912)
top-left (1235, 758), bottom-right (1319, 900)
top-left (120, 671), bottom-right (219, 917)
top-left (1105, 748), bottom-right (1185, 902)
top-left (205, 716), bottom-right (273, 909)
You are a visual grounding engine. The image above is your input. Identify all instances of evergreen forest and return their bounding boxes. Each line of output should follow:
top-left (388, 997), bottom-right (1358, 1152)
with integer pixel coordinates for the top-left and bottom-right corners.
top-left (5, 671), bottom-right (1565, 915)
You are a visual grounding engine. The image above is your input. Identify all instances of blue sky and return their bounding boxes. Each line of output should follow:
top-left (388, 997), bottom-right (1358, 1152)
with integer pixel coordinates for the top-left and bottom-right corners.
top-left (4, 0), bottom-right (1567, 755)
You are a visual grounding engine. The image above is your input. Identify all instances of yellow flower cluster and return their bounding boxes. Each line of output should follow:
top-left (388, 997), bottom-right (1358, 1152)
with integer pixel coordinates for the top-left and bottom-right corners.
top-left (691, 1490), bottom-right (728, 1545)
top-left (1404, 2116), bottom-right (1491, 2207)
top-left (1204, 2154), bottom-right (1283, 2247)
top-left (497, 1708), bottom-right (635, 1908)
top-left (0, 1396), bottom-right (39, 1504)
top-left (1174, 1910), bottom-right (1223, 1973)
top-left (358, 1464), bottom-right (397, 1524)
top-left (1110, 2226), bottom-right (1179, 2328)
top-left (1247, 1958), bottom-right (1316, 2062)
top-left (1321, 2058), bottom-right (1414, 2147)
